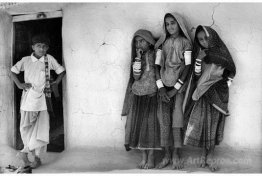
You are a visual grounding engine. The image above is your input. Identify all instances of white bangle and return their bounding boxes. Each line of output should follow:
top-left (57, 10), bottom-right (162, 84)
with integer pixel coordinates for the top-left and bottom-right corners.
top-left (156, 79), bottom-right (164, 89)
top-left (133, 69), bottom-right (141, 73)
top-left (133, 71), bottom-right (141, 76)
top-left (228, 77), bottom-right (233, 81)
top-left (196, 58), bottom-right (202, 63)
top-left (174, 82), bottom-right (182, 90)
top-left (155, 49), bottom-right (162, 65)
top-left (178, 79), bottom-right (184, 85)
top-left (184, 51), bottom-right (192, 65)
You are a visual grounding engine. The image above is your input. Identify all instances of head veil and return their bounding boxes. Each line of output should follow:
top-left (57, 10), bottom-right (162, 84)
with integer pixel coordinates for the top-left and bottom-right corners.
top-left (155, 12), bottom-right (192, 49)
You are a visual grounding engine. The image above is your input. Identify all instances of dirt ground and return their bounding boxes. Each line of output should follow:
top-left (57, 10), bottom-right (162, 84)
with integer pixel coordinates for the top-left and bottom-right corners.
top-left (0, 144), bottom-right (261, 173)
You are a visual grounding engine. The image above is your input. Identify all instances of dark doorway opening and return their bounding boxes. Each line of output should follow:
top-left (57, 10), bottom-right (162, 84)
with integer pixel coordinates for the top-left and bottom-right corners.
top-left (13, 17), bottom-right (64, 152)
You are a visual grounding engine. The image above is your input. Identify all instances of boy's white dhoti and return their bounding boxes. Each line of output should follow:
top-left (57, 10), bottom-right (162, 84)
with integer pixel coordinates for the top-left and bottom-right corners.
top-left (20, 110), bottom-right (49, 156)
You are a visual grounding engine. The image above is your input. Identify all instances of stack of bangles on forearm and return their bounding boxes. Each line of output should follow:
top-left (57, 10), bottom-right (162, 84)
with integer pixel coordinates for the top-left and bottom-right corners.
top-left (133, 59), bottom-right (141, 76)
top-left (195, 58), bottom-right (202, 76)
top-left (156, 79), bottom-right (184, 90)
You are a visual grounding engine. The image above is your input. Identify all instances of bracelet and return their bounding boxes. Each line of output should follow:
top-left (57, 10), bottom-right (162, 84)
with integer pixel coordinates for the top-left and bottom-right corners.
top-left (195, 61), bottom-right (202, 73)
top-left (178, 79), bottom-right (184, 85)
top-left (155, 49), bottom-right (162, 65)
top-left (156, 79), bottom-right (164, 89)
top-left (133, 68), bottom-right (141, 72)
top-left (228, 77), bottom-right (233, 81)
top-left (184, 51), bottom-right (192, 65)
top-left (135, 57), bottom-right (141, 61)
top-left (196, 58), bottom-right (202, 63)
top-left (174, 82), bottom-right (182, 90)
top-left (133, 72), bottom-right (141, 76)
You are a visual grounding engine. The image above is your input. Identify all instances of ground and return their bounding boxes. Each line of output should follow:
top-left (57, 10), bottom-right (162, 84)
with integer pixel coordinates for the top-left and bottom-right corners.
top-left (0, 144), bottom-right (261, 173)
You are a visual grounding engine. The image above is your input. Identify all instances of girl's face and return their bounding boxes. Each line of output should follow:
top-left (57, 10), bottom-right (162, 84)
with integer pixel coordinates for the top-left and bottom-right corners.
top-left (165, 16), bottom-right (180, 37)
top-left (197, 31), bottom-right (209, 49)
top-left (135, 36), bottom-right (150, 52)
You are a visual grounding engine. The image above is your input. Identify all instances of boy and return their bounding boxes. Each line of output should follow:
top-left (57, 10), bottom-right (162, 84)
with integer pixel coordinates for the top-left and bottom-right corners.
top-left (10, 34), bottom-right (66, 169)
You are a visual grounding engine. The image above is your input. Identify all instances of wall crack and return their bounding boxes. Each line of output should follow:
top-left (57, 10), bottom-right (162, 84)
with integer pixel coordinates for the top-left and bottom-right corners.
top-left (210, 3), bottom-right (221, 27)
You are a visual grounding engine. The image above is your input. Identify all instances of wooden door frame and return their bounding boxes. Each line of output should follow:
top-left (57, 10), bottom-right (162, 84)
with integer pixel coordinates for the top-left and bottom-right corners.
top-left (11, 10), bottom-right (63, 149)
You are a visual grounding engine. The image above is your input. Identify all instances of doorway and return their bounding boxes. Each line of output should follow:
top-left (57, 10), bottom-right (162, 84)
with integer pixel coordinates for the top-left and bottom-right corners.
top-left (13, 17), bottom-right (64, 152)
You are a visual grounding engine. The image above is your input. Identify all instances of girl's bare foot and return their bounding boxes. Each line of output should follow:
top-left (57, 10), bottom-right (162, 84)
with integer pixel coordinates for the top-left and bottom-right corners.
top-left (138, 150), bottom-right (147, 169)
top-left (144, 150), bottom-right (155, 169)
top-left (16, 152), bottom-right (31, 166)
top-left (207, 161), bottom-right (219, 172)
top-left (200, 148), bottom-right (207, 168)
top-left (206, 148), bottom-right (219, 172)
top-left (171, 149), bottom-right (183, 170)
top-left (156, 156), bottom-right (170, 169)
top-left (156, 147), bottom-right (171, 169)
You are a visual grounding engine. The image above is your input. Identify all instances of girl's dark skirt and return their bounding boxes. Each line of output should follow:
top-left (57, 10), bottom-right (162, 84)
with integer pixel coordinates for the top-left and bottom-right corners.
top-left (184, 96), bottom-right (226, 150)
top-left (125, 94), bottom-right (161, 150)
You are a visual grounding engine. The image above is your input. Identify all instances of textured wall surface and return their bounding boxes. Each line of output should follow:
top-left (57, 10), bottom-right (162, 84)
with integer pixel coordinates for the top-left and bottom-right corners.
top-left (0, 10), bottom-right (13, 146)
top-left (1, 3), bottom-right (261, 150)
top-left (62, 3), bottom-right (262, 150)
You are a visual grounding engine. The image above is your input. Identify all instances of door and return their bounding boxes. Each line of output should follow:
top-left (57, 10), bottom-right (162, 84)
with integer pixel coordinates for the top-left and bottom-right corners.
top-left (12, 13), bottom-right (64, 152)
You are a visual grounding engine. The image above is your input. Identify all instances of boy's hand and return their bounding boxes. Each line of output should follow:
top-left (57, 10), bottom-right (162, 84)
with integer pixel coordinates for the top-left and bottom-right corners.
top-left (159, 87), bottom-right (170, 102)
top-left (19, 83), bottom-right (32, 91)
top-left (197, 49), bottom-right (207, 60)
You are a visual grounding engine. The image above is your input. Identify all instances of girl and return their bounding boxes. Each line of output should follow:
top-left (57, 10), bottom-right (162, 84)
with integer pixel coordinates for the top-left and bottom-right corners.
top-left (154, 13), bottom-right (192, 169)
top-left (122, 29), bottom-right (161, 169)
top-left (183, 25), bottom-right (236, 172)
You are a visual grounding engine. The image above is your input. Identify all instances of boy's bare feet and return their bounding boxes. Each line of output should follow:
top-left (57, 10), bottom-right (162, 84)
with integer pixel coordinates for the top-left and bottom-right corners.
top-left (30, 156), bottom-right (42, 169)
top-left (16, 152), bottom-right (31, 166)
top-left (138, 150), bottom-right (147, 169)
top-left (144, 150), bottom-right (154, 169)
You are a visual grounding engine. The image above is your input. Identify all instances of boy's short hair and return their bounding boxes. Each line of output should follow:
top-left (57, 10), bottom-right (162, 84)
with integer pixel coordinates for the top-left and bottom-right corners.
top-left (32, 34), bottom-right (50, 46)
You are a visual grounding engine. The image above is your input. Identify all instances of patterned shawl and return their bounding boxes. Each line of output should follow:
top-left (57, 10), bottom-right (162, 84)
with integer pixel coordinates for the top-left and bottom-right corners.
top-left (184, 25), bottom-right (236, 117)
top-left (193, 26), bottom-right (236, 77)
top-left (121, 29), bottom-right (156, 116)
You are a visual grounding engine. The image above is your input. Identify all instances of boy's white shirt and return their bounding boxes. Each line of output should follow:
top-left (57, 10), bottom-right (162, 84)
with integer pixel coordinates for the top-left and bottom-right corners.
top-left (11, 53), bottom-right (65, 111)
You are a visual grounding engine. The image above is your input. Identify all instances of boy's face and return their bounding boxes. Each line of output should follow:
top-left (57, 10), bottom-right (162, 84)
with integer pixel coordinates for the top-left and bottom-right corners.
top-left (135, 36), bottom-right (150, 52)
top-left (165, 16), bottom-right (180, 36)
top-left (32, 43), bottom-right (49, 57)
top-left (197, 31), bottom-right (209, 49)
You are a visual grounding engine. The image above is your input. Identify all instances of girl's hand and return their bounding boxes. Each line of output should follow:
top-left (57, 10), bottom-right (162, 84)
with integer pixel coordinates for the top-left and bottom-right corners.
top-left (19, 83), bottom-right (32, 91)
top-left (197, 49), bottom-right (207, 60)
top-left (159, 87), bottom-right (170, 102)
top-left (136, 48), bottom-right (142, 58)
top-left (167, 89), bottom-right (178, 98)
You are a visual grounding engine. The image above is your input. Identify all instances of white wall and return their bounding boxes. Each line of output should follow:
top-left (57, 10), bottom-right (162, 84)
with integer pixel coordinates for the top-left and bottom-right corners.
top-left (0, 10), bottom-right (13, 146)
top-left (1, 3), bottom-right (262, 150)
